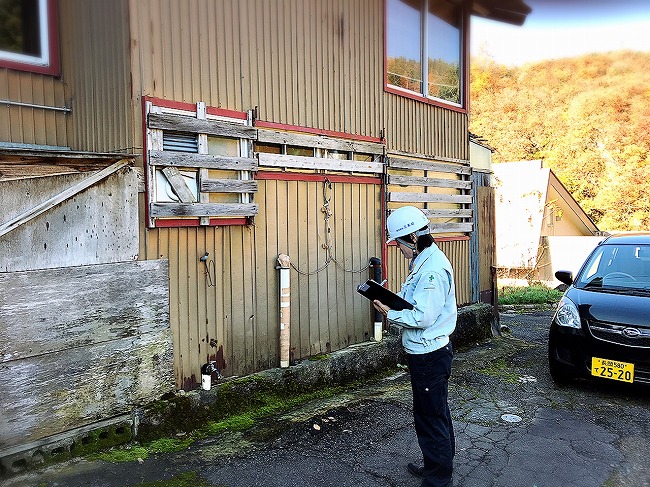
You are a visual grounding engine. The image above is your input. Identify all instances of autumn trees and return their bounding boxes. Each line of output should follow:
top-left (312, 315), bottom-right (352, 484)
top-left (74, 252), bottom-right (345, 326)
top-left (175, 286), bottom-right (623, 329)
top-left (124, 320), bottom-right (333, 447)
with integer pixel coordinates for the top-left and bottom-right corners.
top-left (470, 51), bottom-right (650, 231)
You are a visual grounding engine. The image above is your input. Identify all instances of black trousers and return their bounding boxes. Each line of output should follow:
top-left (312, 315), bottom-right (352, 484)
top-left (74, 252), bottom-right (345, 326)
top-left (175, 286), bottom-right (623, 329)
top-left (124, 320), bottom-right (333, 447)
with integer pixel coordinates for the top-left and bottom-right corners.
top-left (407, 344), bottom-right (455, 487)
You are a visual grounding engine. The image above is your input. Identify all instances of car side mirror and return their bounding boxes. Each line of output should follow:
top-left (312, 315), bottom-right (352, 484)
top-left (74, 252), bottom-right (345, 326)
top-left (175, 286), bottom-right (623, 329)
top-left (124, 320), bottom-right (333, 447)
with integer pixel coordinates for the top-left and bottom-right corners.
top-left (555, 270), bottom-right (574, 286)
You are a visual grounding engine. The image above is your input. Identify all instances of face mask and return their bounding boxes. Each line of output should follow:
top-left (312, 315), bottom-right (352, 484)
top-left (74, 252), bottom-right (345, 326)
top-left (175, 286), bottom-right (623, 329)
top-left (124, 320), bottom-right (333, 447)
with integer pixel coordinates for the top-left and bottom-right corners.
top-left (396, 237), bottom-right (418, 270)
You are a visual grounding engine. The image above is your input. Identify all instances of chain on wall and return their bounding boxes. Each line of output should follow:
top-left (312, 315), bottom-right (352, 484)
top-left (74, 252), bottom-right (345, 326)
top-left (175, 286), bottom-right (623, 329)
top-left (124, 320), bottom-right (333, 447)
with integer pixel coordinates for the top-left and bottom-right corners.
top-left (290, 178), bottom-right (371, 276)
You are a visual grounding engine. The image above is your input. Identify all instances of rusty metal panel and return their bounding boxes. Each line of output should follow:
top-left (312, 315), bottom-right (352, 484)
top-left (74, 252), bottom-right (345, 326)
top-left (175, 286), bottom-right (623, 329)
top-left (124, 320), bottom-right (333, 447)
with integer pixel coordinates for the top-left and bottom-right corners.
top-left (130, 0), bottom-right (243, 111)
top-left (143, 223), bottom-right (259, 389)
top-left (257, 178), bottom-right (382, 361)
top-left (0, 0), bottom-right (132, 152)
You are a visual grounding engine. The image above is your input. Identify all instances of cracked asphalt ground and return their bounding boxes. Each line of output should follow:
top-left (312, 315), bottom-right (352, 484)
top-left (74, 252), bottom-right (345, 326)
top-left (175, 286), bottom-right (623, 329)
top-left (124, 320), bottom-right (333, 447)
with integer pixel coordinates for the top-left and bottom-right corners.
top-left (5, 307), bottom-right (650, 487)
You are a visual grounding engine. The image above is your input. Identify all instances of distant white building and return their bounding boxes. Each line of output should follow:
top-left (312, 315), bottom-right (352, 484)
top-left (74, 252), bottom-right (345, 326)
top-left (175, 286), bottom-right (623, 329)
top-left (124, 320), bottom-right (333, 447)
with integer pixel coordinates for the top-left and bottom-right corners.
top-left (493, 160), bottom-right (605, 286)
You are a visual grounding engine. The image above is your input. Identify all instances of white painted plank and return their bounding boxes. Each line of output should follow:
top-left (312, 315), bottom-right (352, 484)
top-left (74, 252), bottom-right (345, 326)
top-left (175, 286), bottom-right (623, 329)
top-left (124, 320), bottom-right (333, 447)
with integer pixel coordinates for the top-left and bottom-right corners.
top-left (257, 152), bottom-right (383, 174)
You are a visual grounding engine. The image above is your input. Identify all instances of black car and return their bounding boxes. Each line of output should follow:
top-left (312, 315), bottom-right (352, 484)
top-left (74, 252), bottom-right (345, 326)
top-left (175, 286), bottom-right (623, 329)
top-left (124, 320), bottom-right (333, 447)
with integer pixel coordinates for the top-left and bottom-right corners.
top-left (549, 233), bottom-right (650, 386)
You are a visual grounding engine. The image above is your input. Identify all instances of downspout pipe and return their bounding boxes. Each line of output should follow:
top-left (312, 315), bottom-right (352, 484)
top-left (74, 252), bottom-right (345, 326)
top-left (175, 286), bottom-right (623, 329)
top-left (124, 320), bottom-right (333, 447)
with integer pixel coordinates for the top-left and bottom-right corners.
top-left (277, 254), bottom-right (291, 367)
top-left (369, 257), bottom-right (383, 342)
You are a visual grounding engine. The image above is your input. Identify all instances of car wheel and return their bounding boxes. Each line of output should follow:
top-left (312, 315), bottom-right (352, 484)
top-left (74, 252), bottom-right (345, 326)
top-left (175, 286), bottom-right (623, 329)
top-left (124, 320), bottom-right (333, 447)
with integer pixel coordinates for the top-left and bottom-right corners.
top-left (548, 347), bottom-right (574, 385)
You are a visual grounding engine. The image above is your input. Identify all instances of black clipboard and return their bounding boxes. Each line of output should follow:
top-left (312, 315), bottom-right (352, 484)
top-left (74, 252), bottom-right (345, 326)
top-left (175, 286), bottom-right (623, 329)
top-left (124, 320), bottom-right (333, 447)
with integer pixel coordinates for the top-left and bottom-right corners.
top-left (357, 279), bottom-right (413, 311)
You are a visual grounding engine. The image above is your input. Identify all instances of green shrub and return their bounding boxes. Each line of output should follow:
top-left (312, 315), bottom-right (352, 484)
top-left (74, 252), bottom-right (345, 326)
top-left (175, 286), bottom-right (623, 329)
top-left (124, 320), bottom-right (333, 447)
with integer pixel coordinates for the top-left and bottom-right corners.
top-left (498, 285), bottom-right (563, 305)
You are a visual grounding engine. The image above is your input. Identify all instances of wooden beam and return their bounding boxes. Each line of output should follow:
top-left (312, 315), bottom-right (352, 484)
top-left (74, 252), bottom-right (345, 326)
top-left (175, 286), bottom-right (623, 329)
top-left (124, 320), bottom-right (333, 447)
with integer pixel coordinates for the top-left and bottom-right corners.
top-left (388, 149), bottom-right (469, 165)
top-left (161, 167), bottom-right (197, 203)
top-left (388, 157), bottom-right (471, 175)
top-left (148, 112), bottom-right (257, 139)
top-left (420, 208), bottom-right (473, 219)
top-left (388, 192), bottom-right (473, 204)
top-left (0, 159), bottom-right (131, 238)
top-left (388, 174), bottom-right (471, 189)
top-left (150, 202), bottom-right (258, 218)
top-left (431, 223), bottom-right (474, 233)
top-left (200, 178), bottom-right (258, 193)
top-left (257, 152), bottom-right (384, 174)
top-left (149, 150), bottom-right (258, 171)
top-left (257, 129), bottom-right (385, 155)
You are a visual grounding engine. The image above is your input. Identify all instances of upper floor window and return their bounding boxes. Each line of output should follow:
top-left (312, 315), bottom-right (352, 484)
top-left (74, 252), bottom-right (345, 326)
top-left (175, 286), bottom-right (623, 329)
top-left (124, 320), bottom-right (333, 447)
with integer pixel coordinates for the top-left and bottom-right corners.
top-left (0, 0), bottom-right (60, 75)
top-left (386, 0), bottom-right (463, 107)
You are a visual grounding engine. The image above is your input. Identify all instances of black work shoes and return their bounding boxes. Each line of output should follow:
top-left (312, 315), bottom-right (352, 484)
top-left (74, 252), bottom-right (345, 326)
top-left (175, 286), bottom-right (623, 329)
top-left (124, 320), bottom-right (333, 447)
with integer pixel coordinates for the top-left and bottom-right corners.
top-left (407, 463), bottom-right (426, 479)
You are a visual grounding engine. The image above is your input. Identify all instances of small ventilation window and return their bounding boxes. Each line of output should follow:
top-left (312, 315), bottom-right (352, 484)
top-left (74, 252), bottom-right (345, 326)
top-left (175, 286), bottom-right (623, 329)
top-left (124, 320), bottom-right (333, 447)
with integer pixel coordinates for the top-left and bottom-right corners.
top-left (163, 131), bottom-right (198, 153)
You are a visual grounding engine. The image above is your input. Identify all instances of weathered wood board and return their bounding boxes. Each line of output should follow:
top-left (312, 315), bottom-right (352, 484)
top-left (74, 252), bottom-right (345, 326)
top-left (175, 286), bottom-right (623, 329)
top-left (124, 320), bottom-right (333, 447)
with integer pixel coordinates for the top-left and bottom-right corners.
top-left (0, 260), bottom-right (173, 450)
top-left (0, 167), bottom-right (139, 272)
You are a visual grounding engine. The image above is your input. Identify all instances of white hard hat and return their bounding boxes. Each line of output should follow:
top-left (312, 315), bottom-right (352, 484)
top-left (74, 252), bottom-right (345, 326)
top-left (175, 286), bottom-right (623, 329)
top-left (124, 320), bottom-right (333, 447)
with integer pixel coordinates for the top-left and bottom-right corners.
top-left (386, 206), bottom-right (430, 244)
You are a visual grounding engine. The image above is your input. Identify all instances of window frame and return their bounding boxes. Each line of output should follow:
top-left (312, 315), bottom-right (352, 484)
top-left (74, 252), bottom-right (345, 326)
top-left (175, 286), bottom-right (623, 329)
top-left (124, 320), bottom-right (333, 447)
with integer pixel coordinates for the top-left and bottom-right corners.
top-left (384, 0), bottom-right (469, 113)
top-left (0, 0), bottom-right (60, 76)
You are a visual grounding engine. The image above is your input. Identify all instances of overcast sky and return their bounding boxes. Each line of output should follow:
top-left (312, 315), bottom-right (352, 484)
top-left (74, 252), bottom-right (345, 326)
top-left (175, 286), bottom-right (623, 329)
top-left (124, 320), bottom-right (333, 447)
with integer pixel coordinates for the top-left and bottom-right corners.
top-left (470, 0), bottom-right (650, 65)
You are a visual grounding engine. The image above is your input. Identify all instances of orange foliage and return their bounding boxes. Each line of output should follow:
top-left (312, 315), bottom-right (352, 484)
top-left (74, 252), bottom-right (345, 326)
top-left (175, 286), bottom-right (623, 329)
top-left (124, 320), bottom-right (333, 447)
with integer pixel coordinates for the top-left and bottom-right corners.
top-left (470, 51), bottom-right (650, 231)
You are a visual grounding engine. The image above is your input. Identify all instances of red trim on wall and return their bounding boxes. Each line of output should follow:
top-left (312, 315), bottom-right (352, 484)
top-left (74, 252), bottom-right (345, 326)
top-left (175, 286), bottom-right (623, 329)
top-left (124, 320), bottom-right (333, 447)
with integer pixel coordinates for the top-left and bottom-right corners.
top-left (154, 218), bottom-right (249, 228)
top-left (0, 0), bottom-right (60, 76)
top-left (142, 96), bottom-right (196, 112)
top-left (256, 171), bottom-right (381, 185)
top-left (435, 236), bottom-right (470, 242)
top-left (254, 120), bottom-right (384, 144)
top-left (384, 87), bottom-right (467, 115)
top-left (141, 96), bottom-right (247, 119)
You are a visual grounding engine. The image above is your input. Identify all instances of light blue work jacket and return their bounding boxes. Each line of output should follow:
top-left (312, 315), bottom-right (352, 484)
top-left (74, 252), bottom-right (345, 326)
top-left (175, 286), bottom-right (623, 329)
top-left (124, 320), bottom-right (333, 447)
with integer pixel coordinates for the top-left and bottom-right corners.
top-left (387, 243), bottom-right (457, 354)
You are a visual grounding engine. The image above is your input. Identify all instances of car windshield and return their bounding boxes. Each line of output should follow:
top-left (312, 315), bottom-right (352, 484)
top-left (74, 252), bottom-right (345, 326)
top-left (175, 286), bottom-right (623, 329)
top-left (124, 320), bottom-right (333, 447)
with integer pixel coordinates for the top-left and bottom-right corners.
top-left (575, 243), bottom-right (650, 294)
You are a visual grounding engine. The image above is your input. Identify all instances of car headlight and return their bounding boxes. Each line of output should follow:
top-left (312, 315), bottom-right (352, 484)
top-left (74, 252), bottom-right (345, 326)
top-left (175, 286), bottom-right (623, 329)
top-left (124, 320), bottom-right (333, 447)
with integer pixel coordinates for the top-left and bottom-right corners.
top-left (555, 296), bottom-right (581, 329)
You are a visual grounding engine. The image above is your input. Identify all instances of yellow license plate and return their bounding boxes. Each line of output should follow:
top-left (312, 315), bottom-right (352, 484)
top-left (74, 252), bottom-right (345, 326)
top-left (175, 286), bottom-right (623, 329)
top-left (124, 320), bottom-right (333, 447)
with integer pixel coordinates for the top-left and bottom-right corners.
top-left (591, 357), bottom-right (634, 383)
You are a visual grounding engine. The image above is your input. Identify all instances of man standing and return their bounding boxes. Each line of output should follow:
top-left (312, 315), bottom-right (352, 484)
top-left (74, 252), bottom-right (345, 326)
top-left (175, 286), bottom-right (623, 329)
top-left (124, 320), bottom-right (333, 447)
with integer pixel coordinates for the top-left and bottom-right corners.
top-left (373, 206), bottom-right (456, 487)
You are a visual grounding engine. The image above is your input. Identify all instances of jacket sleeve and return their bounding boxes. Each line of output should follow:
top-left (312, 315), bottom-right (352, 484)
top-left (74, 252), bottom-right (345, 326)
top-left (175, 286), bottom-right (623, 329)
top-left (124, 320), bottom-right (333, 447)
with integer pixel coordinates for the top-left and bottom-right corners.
top-left (387, 270), bottom-right (450, 329)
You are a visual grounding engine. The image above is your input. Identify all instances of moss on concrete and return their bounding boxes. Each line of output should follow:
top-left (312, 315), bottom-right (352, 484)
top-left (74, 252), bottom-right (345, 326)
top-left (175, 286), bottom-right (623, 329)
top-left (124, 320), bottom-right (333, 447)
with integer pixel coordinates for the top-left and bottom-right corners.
top-left (132, 471), bottom-right (219, 487)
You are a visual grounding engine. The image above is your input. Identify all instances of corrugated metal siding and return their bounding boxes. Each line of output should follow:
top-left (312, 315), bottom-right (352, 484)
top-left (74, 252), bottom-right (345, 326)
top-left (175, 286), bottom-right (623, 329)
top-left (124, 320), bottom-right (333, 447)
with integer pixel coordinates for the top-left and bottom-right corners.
top-left (142, 223), bottom-right (258, 388)
top-left (60, 0), bottom-right (133, 152)
top-left (0, 70), bottom-right (68, 147)
top-left (142, 178), bottom-right (382, 386)
top-left (129, 0), bottom-right (383, 138)
top-left (386, 239), bottom-right (471, 306)
top-left (0, 0), bottom-right (132, 152)
top-left (384, 93), bottom-right (469, 160)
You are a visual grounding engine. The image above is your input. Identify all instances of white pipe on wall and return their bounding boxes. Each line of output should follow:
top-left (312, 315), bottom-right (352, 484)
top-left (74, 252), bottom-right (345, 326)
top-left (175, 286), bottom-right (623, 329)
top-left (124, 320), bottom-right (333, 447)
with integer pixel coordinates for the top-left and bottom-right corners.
top-left (277, 254), bottom-right (291, 368)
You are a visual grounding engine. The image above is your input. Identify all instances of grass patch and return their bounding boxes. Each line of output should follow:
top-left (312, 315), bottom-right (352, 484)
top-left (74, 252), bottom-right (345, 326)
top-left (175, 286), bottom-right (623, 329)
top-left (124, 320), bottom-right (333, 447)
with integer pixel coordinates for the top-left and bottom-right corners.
top-left (479, 358), bottom-right (520, 383)
top-left (498, 285), bottom-right (563, 305)
top-left (132, 471), bottom-right (219, 487)
top-left (92, 446), bottom-right (149, 463)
